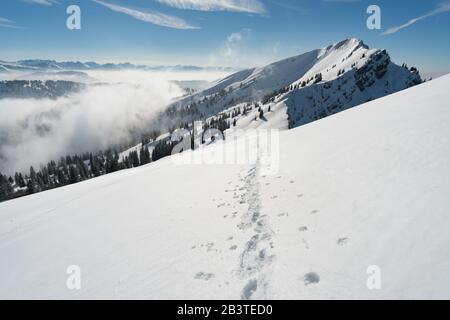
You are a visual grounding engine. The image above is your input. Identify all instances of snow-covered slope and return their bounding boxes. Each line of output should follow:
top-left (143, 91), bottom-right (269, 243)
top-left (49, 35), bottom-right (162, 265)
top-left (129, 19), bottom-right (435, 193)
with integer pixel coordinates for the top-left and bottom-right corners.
top-left (0, 75), bottom-right (449, 299)
top-left (171, 39), bottom-right (421, 129)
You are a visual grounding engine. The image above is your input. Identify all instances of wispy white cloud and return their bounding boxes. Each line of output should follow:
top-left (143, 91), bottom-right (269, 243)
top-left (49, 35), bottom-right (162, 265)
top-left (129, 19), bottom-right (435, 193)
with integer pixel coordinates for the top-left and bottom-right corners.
top-left (272, 41), bottom-right (280, 54)
top-left (92, 0), bottom-right (199, 30)
top-left (21, 0), bottom-right (59, 5)
top-left (382, 1), bottom-right (450, 35)
top-left (156, 0), bottom-right (266, 15)
top-left (223, 28), bottom-right (252, 57)
top-left (0, 18), bottom-right (13, 24)
top-left (0, 17), bottom-right (21, 28)
top-left (208, 28), bottom-right (253, 67)
top-left (268, 0), bottom-right (307, 14)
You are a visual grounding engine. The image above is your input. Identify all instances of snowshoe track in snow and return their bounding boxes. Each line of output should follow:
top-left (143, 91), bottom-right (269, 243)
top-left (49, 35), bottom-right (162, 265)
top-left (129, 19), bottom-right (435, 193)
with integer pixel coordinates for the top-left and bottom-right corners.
top-left (236, 160), bottom-right (276, 300)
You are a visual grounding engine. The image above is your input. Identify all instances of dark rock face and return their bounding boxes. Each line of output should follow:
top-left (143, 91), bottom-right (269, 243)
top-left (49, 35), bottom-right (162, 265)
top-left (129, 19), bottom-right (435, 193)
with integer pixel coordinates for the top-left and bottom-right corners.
top-left (355, 50), bottom-right (390, 91)
top-left (286, 49), bottom-right (422, 129)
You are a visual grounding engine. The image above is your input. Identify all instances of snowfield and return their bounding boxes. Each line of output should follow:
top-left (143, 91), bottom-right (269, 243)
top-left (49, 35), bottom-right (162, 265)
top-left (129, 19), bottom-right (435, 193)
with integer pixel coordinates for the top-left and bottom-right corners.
top-left (0, 75), bottom-right (449, 299)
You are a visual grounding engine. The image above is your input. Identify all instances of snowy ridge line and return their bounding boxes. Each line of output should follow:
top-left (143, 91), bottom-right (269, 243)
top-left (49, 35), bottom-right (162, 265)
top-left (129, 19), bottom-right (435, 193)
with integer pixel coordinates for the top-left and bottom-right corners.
top-left (166, 38), bottom-right (421, 132)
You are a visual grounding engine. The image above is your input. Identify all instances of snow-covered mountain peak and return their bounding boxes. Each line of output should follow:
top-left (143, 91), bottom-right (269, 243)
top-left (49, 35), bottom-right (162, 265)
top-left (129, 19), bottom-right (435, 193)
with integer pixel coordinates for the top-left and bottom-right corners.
top-left (169, 39), bottom-right (422, 131)
top-left (318, 38), bottom-right (366, 58)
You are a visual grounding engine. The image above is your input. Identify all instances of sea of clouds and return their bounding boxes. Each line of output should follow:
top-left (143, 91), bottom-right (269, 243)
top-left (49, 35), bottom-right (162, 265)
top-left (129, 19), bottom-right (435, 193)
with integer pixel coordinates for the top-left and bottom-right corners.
top-left (0, 70), bottom-right (225, 175)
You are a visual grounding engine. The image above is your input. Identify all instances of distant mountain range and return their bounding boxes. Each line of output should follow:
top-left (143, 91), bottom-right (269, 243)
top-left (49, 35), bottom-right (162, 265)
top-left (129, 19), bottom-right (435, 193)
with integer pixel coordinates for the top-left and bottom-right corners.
top-left (0, 59), bottom-right (234, 73)
top-left (0, 80), bottom-right (85, 99)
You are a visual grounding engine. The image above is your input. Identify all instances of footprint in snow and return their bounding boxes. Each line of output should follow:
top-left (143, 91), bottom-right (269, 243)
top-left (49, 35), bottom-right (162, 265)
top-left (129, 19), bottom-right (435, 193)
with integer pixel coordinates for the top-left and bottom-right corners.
top-left (241, 279), bottom-right (258, 300)
top-left (301, 238), bottom-right (310, 249)
top-left (337, 237), bottom-right (350, 246)
top-left (311, 209), bottom-right (319, 214)
top-left (298, 226), bottom-right (308, 232)
top-left (303, 272), bottom-right (320, 286)
top-left (195, 272), bottom-right (215, 281)
top-left (261, 233), bottom-right (272, 241)
top-left (297, 194), bottom-right (304, 198)
top-left (229, 245), bottom-right (238, 251)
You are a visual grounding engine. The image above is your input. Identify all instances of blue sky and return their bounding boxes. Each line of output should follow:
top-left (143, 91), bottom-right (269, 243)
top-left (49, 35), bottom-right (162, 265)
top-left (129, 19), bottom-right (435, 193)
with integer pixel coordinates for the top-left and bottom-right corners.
top-left (1, 0), bottom-right (449, 76)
